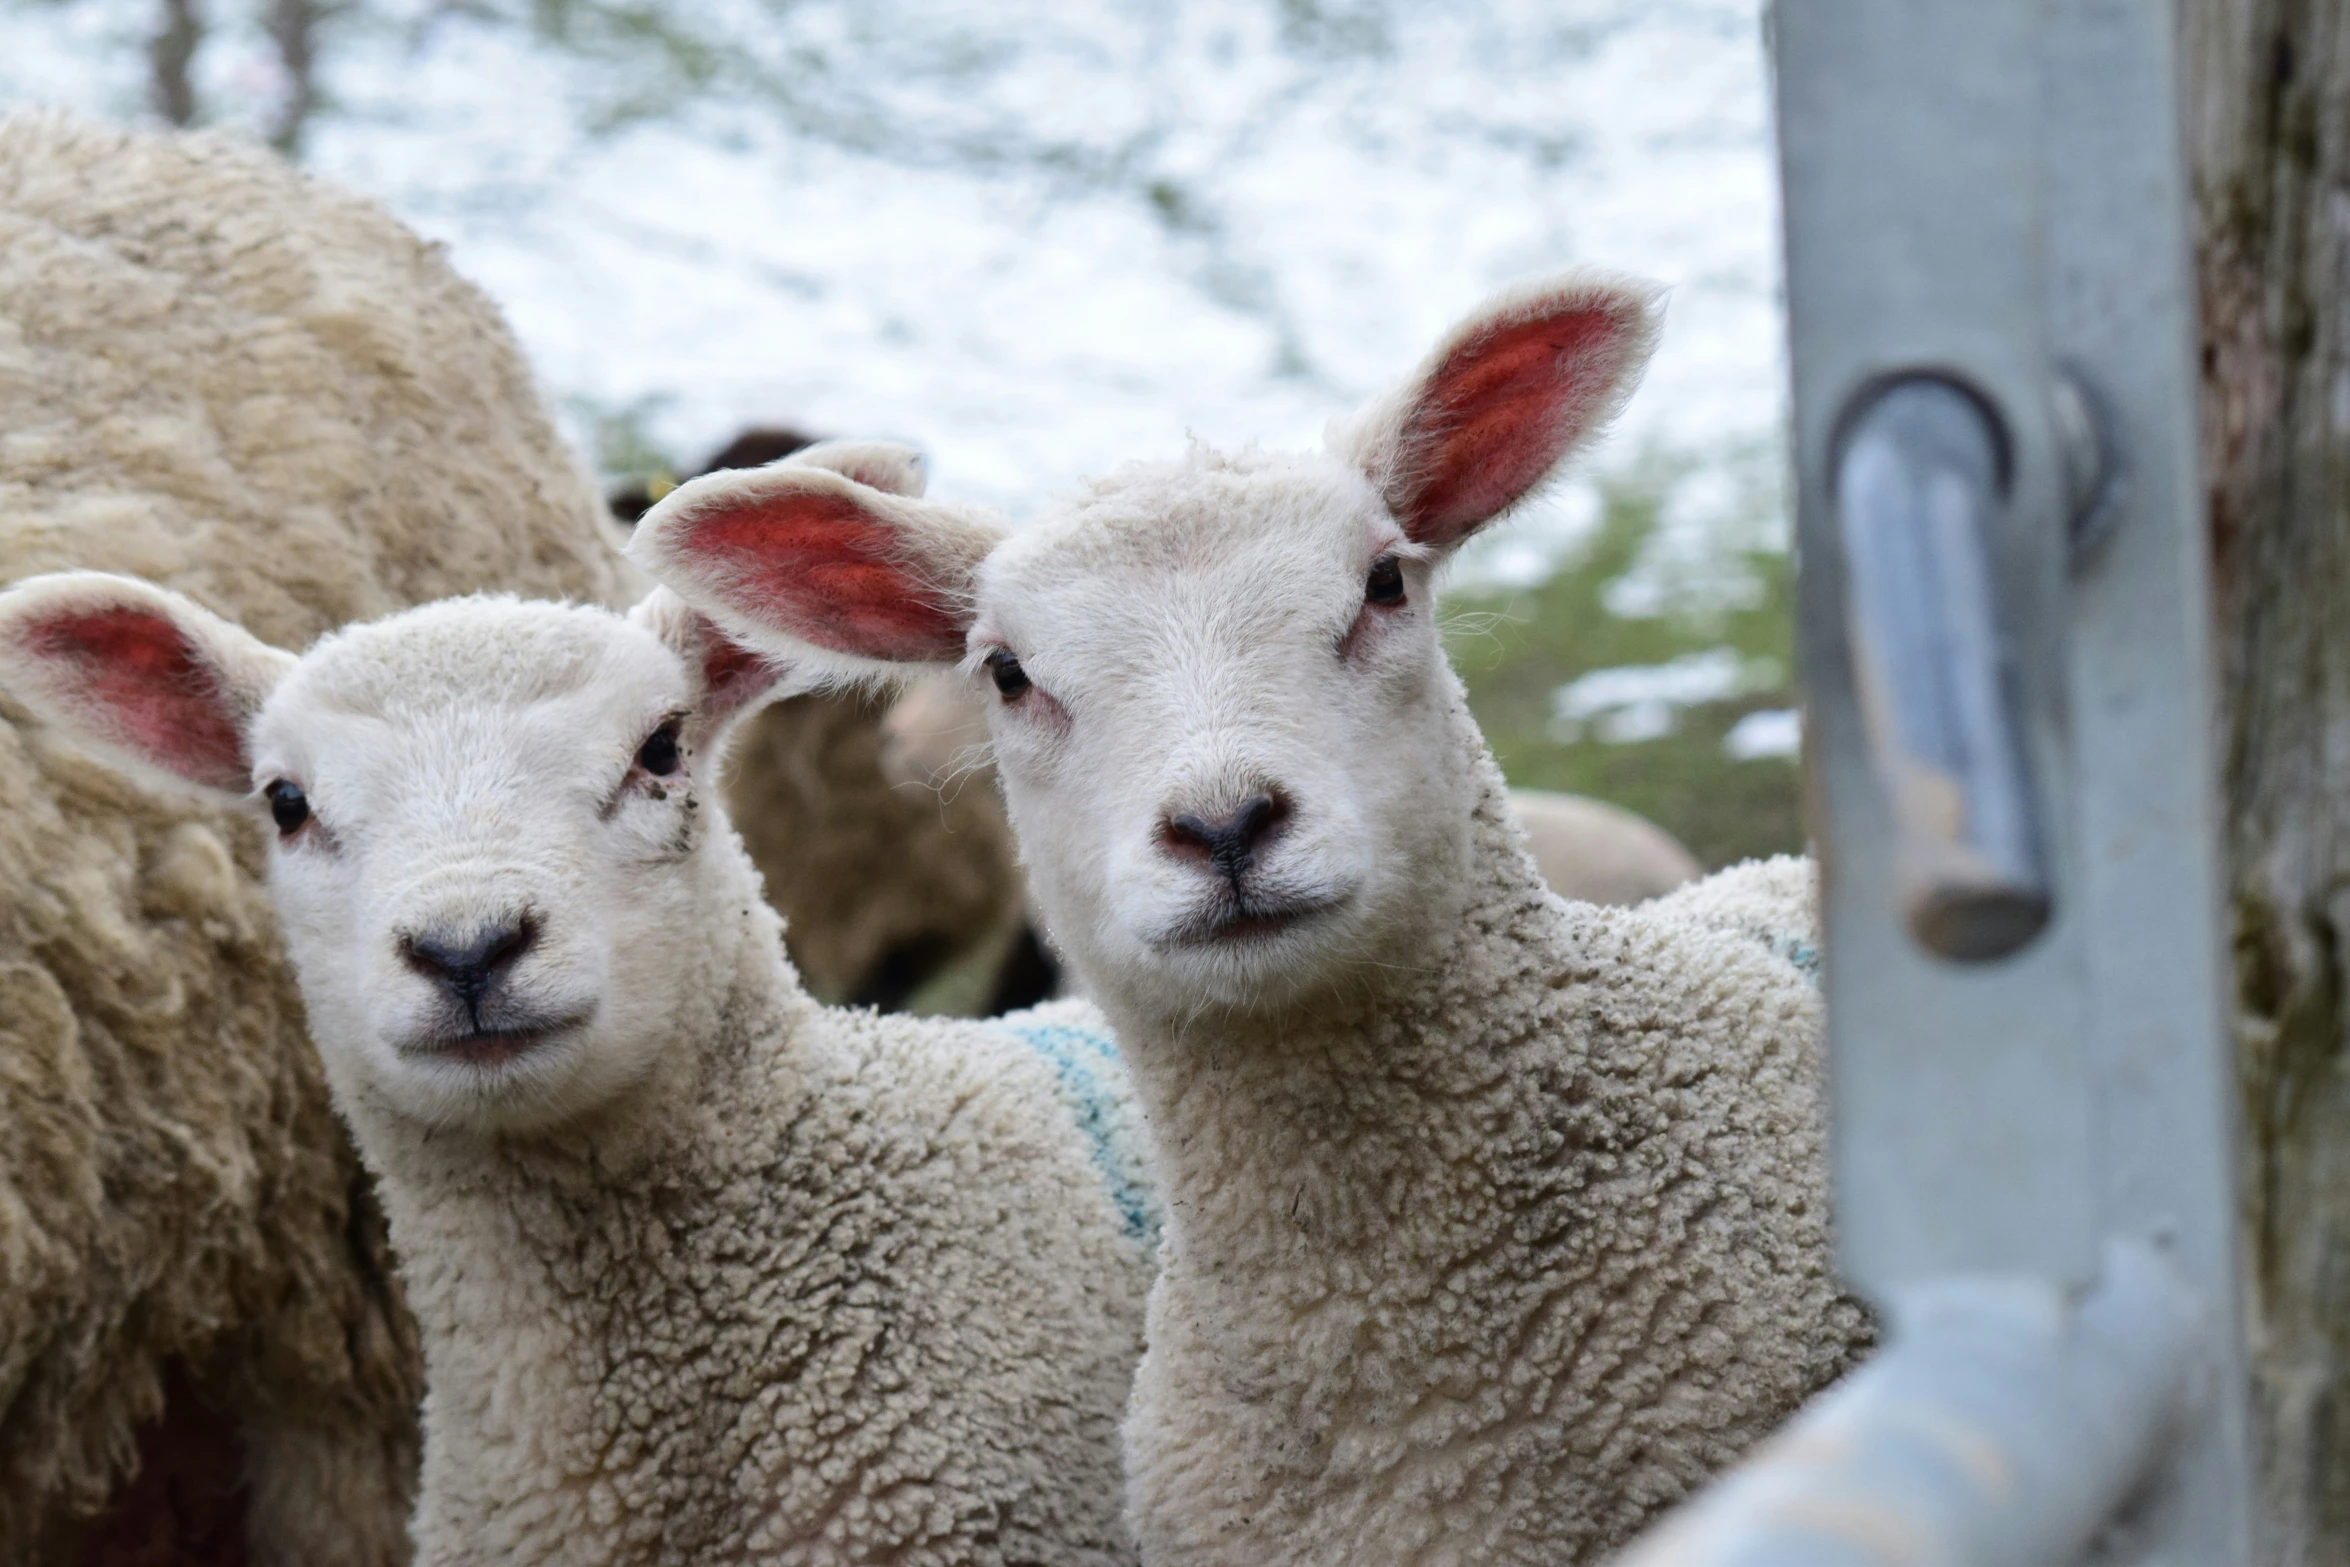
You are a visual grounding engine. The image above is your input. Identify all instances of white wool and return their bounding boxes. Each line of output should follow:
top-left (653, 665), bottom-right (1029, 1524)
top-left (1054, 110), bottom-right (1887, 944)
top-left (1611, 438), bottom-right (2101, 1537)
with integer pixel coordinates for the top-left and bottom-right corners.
top-left (0, 578), bottom-right (1155, 1567)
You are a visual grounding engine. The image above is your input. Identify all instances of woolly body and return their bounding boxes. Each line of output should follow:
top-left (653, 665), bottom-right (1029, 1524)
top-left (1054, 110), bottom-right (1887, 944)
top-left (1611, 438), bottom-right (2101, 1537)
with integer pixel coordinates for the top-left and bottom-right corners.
top-left (377, 955), bottom-right (1153, 1567)
top-left (0, 112), bottom-right (628, 1564)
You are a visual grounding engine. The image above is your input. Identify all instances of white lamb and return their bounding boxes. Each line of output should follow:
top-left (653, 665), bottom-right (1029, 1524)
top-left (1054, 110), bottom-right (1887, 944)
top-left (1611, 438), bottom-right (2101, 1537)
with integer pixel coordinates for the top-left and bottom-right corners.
top-left (629, 272), bottom-right (1873, 1566)
top-left (0, 568), bottom-right (1157, 1567)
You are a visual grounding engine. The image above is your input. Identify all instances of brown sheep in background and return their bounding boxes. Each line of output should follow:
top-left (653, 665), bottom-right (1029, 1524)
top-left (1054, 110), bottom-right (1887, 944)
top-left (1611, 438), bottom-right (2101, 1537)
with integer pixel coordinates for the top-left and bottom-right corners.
top-left (0, 111), bottom-right (633, 1564)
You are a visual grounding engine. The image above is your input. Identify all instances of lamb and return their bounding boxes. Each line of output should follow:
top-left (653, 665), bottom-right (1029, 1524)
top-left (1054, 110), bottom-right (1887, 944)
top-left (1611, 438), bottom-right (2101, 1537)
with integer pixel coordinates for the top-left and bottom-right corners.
top-left (0, 109), bottom-right (636, 1564)
top-left (0, 570), bottom-right (1157, 1567)
top-left (628, 271), bottom-right (1873, 1566)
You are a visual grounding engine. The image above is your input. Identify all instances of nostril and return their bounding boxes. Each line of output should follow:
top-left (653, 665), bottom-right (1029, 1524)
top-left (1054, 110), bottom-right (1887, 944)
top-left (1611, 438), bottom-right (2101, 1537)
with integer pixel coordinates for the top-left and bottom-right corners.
top-left (1158, 789), bottom-right (1294, 878)
top-left (1161, 812), bottom-right (1218, 862)
top-left (1233, 790), bottom-right (1290, 851)
top-left (479, 914), bottom-right (539, 973)
top-left (399, 913), bottom-right (539, 1001)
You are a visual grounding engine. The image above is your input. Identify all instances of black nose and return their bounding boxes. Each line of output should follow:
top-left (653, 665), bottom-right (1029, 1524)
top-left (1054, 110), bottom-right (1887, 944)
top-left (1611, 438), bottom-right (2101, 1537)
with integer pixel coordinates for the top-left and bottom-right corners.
top-left (1162, 791), bottom-right (1291, 881)
top-left (400, 916), bottom-right (538, 1010)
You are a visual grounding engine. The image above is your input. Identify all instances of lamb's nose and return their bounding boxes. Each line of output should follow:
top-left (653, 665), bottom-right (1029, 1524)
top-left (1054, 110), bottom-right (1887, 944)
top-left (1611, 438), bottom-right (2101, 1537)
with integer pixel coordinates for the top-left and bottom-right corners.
top-left (1161, 791), bottom-right (1291, 880)
top-left (400, 915), bottom-right (538, 1005)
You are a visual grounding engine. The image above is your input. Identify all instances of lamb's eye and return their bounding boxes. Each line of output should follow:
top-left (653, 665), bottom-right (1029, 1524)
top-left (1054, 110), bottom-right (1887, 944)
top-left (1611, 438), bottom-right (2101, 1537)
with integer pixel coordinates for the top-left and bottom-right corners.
top-left (985, 649), bottom-right (1032, 700)
top-left (265, 780), bottom-right (310, 836)
top-left (1366, 555), bottom-right (1406, 606)
top-left (637, 721), bottom-right (682, 777)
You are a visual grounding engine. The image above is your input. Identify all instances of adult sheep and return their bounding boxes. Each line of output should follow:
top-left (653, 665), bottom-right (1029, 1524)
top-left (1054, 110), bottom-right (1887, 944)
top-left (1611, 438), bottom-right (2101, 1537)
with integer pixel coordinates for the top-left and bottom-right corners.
top-left (633, 271), bottom-right (1874, 1566)
top-left (0, 110), bottom-right (631, 1565)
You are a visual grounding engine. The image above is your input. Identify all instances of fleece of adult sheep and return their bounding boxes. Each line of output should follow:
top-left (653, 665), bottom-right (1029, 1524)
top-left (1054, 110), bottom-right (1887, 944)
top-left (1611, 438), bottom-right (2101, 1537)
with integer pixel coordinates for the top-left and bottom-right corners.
top-left (0, 111), bottom-right (635, 1565)
top-left (0, 566), bottom-right (1158, 1567)
top-left (629, 272), bottom-right (1875, 1566)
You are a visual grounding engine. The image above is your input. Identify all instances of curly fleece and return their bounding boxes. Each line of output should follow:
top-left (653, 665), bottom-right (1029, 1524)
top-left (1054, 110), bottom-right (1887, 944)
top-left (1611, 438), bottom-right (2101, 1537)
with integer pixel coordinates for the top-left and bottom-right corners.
top-left (1114, 685), bottom-right (1873, 1567)
top-left (360, 844), bottom-right (1155, 1567)
top-left (0, 111), bottom-right (630, 1565)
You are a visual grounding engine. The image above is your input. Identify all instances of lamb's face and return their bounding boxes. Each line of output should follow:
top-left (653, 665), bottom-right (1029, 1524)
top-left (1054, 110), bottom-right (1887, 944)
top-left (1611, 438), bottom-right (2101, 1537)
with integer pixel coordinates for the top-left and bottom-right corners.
top-left (249, 600), bottom-right (735, 1131)
top-left (624, 271), bottom-right (1662, 1024)
top-left (974, 453), bottom-right (1468, 1012)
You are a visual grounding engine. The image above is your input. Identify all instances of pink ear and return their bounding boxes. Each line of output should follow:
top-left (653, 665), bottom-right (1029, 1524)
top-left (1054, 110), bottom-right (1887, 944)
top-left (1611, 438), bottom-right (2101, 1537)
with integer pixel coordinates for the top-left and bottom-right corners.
top-left (1343, 274), bottom-right (1662, 550)
top-left (0, 573), bottom-right (290, 795)
top-left (629, 467), bottom-right (1002, 668)
top-left (696, 632), bottom-right (781, 724)
top-left (628, 588), bottom-right (791, 732)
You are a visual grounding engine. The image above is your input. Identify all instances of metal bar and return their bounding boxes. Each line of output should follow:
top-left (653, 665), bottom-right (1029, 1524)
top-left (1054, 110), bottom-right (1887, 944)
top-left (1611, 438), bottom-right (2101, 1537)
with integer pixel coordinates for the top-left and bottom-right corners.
top-left (1835, 375), bottom-right (2050, 961)
top-left (1609, 1241), bottom-right (2204, 1567)
top-left (1777, 0), bottom-right (2100, 1297)
top-left (1752, 0), bottom-right (2252, 1560)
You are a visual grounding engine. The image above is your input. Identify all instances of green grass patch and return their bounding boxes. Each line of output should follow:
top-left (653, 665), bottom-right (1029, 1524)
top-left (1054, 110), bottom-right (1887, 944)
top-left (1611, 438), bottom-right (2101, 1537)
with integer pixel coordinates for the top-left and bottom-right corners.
top-left (1441, 452), bottom-right (1805, 871)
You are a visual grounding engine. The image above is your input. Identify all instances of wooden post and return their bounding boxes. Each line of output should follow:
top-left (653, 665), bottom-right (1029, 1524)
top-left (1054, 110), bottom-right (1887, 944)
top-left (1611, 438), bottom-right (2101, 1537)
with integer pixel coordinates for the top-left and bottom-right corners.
top-left (2188, 3), bottom-right (2350, 1558)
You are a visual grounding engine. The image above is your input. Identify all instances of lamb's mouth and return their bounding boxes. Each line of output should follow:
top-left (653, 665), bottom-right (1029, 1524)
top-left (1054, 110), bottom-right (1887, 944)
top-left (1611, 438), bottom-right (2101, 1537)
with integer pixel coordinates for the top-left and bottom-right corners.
top-left (1163, 892), bottom-right (1347, 948)
top-left (403, 1011), bottom-right (592, 1066)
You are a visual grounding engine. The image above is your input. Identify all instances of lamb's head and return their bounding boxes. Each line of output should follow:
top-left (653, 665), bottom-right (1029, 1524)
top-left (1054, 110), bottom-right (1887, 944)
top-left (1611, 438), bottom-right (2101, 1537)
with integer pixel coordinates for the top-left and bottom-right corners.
top-left (0, 573), bottom-right (797, 1133)
top-left (632, 273), bottom-right (1661, 1017)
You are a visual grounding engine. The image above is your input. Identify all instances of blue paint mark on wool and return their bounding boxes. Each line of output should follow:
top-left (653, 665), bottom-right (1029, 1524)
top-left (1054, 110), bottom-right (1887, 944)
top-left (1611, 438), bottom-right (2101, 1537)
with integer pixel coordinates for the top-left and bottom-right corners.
top-left (1772, 938), bottom-right (1822, 983)
top-left (993, 1015), bottom-right (1157, 1245)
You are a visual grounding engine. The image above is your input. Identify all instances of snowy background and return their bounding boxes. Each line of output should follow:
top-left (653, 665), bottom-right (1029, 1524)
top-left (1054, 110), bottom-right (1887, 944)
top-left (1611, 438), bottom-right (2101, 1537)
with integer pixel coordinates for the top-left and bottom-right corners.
top-left (0, 0), bottom-right (1805, 861)
top-left (0, 0), bottom-right (1783, 582)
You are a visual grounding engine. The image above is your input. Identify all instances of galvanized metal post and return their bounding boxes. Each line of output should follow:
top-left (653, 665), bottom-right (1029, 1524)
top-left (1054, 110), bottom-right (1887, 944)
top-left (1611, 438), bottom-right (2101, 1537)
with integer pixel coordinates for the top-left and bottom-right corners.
top-left (1783, 0), bottom-right (2249, 1552)
top-left (1605, 1), bottom-right (2253, 1561)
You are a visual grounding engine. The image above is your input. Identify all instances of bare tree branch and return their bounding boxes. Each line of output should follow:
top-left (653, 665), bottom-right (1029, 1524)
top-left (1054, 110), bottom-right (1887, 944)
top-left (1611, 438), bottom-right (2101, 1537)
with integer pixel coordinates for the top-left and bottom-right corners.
top-left (267, 0), bottom-right (333, 155)
top-left (148, 0), bottom-right (204, 127)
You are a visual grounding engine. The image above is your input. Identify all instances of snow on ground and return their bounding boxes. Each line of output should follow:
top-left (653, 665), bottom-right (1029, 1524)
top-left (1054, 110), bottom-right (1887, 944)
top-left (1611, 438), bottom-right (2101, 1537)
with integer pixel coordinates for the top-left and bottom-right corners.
top-left (1549, 647), bottom-right (1783, 746)
top-left (0, 0), bottom-right (1782, 573)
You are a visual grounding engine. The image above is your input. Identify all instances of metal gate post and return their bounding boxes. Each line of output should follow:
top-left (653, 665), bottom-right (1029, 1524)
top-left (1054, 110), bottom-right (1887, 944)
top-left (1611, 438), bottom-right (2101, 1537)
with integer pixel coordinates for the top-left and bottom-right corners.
top-left (1610, 2), bottom-right (2253, 1561)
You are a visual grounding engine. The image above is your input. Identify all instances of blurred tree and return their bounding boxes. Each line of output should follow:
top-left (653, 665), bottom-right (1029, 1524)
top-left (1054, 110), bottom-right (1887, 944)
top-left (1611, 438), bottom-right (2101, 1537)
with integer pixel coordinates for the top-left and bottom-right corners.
top-left (2189, 2), bottom-right (2350, 1557)
top-left (147, 0), bottom-right (202, 125)
top-left (263, 0), bottom-right (336, 153)
top-left (118, 0), bottom-right (339, 151)
top-left (19, 0), bottom-right (1648, 396)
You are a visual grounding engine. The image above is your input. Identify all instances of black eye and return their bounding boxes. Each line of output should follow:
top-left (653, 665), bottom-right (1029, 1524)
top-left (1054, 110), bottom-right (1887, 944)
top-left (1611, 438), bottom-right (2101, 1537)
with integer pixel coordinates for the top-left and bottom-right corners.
top-left (637, 721), bottom-right (682, 777)
top-left (985, 649), bottom-right (1032, 700)
top-left (265, 780), bottom-right (309, 836)
top-left (1366, 555), bottom-right (1406, 606)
